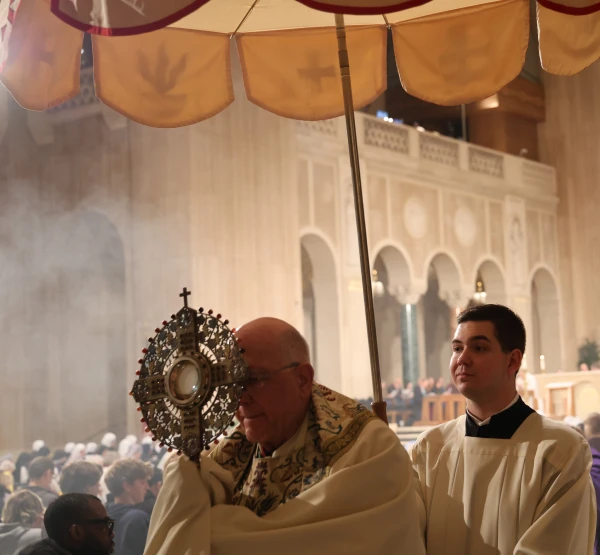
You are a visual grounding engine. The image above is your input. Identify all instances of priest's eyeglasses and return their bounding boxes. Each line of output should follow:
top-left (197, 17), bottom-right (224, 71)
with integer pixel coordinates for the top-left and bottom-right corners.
top-left (79, 518), bottom-right (115, 534)
top-left (244, 362), bottom-right (300, 389)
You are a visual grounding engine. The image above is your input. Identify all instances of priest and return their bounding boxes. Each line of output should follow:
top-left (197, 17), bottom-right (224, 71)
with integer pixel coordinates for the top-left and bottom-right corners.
top-left (412, 304), bottom-right (596, 554)
top-left (144, 317), bottom-right (425, 555)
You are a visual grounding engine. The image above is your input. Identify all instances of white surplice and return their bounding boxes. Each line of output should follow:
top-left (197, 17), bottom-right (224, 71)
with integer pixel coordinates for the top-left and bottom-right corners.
top-left (412, 412), bottom-right (597, 554)
top-left (144, 417), bottom-right (426, 555)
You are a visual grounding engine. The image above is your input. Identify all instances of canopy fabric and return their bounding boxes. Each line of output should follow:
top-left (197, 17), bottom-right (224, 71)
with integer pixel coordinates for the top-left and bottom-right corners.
top-left (1, 0), bottom-right (599, 127)
top-left (536, 0), bottom-right (600, 14)
top-left (1, 0), bottom-right (82, 111)
top-left (294, 0), bottom-right (434, 13)
top-left (296, 0), bottom-right (600, 13)
top-left (537, 5), bottom-right (600, 74)
top-left (50, 0), bottom-right (211, 36)
top-left (238, 25), bottom-right (387, 120)
top-left (391, 0), bottom-right (529, 105)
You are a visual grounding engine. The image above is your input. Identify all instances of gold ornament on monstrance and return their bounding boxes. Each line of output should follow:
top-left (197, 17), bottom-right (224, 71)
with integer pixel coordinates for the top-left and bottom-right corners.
top-left (130, 288), bottom-right (248, 462)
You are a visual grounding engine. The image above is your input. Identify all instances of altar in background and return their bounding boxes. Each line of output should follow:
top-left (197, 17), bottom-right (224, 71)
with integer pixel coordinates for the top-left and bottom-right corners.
top-left (533, 371), bottom-right (600, 420)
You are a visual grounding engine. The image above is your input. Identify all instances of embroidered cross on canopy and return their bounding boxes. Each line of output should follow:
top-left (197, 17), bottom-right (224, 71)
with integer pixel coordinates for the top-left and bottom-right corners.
top-left (0, 0), bottom-right (598, 127)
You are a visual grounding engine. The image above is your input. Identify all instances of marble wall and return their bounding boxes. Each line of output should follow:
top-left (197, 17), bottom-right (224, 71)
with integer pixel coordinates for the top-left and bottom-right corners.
top-left (539, 64), bottom-right (600, 373)
top-left (0, 73), bottom-right (300, 450)
top-left (299, 115), bottom-right (563, 392)
top-left (0, 68), bottom-right (564, 449)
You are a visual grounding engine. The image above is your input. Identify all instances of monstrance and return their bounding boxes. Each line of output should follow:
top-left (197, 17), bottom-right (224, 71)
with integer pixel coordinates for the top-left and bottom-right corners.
top-left (130, 288), bottom-right (248, 462)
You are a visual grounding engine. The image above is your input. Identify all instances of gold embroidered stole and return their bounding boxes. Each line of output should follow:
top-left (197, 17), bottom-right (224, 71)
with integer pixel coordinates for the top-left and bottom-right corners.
top-left (209, 383), bottom-right (377, 516)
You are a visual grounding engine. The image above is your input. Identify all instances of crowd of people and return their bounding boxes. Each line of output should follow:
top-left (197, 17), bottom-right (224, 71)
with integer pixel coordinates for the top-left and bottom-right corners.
top-left (1, 306), bottom-right (600, 555)
top-left (0, 434), bottom-right (165, 555)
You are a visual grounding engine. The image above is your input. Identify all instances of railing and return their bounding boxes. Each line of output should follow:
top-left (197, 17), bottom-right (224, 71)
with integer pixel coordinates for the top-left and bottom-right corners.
top-left (297, 113), bottom-right (557, 199)
top-left (363, 117), bottom-right (409, 154)
top-left (44, 78), bottom-right (557, 198)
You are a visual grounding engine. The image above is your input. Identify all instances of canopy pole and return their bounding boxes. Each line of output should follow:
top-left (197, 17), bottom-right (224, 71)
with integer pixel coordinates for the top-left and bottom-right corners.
top-left (335, 14), bottom-right (386, 424)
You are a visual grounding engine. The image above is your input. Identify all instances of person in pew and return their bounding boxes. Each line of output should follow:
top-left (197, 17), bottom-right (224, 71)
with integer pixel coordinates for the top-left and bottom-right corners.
top-left (411, 304), bottom-right (596, 554)
top-left (409, 379), bottom-right (426, 425)
top-left (434, 377), bottom-right (446, 394)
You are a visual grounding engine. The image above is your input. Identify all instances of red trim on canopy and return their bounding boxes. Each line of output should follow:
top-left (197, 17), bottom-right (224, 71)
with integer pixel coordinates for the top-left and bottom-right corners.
top-left (294, 0), bottom-right (433, 14)
top-left (536, 0), bottom-right (600, 13)
top-left (50, 0), bottom-right (209, 36)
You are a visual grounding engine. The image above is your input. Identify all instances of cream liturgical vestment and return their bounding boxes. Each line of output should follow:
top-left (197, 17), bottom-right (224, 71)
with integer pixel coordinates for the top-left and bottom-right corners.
top-left (412, 397), bottom-right (597, 555)
top-left (144, 383), bottom-right (425, 555)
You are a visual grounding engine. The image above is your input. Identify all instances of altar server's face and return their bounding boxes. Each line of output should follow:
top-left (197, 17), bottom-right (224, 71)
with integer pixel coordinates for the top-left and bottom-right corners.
top-left (450, 320), bottom-right (521, 403)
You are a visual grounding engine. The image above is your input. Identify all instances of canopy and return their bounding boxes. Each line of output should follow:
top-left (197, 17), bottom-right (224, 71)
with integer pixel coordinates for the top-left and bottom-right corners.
top-left (0, 0), bottom-right (598, 127)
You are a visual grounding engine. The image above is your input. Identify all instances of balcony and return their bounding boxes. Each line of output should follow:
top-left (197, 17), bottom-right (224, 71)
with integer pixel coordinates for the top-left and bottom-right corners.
top-left (297, 113), bottom-right (557, 202)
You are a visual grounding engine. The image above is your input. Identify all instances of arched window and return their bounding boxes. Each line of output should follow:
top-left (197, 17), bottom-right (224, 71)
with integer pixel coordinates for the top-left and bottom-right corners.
top-left (300, 234), bottom-right (342, 391)
top-left (531, 268), bottom-right (561, 373)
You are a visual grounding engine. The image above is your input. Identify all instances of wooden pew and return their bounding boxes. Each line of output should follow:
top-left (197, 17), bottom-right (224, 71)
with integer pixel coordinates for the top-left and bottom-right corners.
top-left (387, 409), bottom-right (412, 425)
top-left (414, 394), bottom-right (466, 426)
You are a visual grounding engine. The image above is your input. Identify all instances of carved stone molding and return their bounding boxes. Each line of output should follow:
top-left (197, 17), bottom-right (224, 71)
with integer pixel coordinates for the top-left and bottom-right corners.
top-left (297, 118), bottom-right (338, 138)
top-left (504, 196), bottom-right (529, 295)
top-left (363, 117), bottom-right (409, 154)
top-left (419, 134), bottom-right (459, 167)
top-left (468, 146), bottom-right (504, 179)
top-left (403, 196), bottom-right (428, 240)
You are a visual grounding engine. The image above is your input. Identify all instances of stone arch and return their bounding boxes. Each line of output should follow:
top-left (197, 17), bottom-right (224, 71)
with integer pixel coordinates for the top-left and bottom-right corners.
top-left (300, 232), bottom-right (342, 391)
top-left (46, 209), bottom-right (127, 443)
top-left (530, 266), bottom-right (562, 373)
top-left (423, 250), bottom-right (465, 308)
top-left (473, 257), bottom-right (507, 305)
top-left (371, 245), bottom-right (414, 387)
top-left (420, 252), bottom-right (465, 382)
top-left (371, 242), bottom-right (413, 300)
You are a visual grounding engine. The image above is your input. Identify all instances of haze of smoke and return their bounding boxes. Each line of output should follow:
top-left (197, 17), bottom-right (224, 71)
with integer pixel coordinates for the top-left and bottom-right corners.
top-left (0, 177), bottom-right (129, 451)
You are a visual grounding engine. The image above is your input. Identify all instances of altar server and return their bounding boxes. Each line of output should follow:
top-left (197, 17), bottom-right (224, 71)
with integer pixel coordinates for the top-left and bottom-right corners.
top-left (412, 304), bottom-right (596, 554)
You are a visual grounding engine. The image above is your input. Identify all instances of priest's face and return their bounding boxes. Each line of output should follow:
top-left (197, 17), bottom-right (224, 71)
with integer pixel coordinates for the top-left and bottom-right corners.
top-left (450, 320), bottom-right (521, 405)
top-left (235, 319), bottom-right (314, 453)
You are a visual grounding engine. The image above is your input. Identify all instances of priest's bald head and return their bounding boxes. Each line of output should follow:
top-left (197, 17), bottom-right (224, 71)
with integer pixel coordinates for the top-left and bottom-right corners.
top-left (236, 317), bottom-right (315, 454)
top-left (451, 304), bottom-right (525, 421)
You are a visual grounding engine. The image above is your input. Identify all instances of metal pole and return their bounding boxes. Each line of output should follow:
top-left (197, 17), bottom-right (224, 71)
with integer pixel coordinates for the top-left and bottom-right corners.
top-left (335, 14), bottom-right (386, 423)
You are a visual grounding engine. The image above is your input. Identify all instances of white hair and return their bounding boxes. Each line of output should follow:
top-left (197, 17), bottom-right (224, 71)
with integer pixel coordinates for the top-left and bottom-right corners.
top-left (126, 443), bottom-right (143, 458)
top-left (101, 432), bottom-right (117, 448)
top-left (32, 440), bottom-right (45, 452)
top-left (118, 435), bottom-right (138, 458)
top-left (66, 443), bottom-right (86, 465)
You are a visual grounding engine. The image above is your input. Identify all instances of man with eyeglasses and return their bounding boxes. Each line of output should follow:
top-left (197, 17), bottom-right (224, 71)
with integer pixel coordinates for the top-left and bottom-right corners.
top-left (145, 317), bottom-right (425, 555)
top-left (18, 493), bottom-right (114, 555)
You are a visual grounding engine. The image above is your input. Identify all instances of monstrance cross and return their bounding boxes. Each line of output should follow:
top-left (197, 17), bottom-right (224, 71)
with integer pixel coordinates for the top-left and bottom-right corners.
top-left (179, 287), bottom-right (191, 308)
